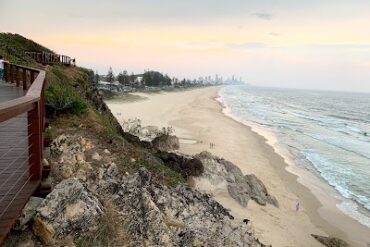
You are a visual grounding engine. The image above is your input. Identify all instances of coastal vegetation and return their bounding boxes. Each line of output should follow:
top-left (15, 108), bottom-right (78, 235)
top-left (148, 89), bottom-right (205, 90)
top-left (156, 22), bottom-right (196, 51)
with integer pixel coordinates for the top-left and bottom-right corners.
top-left (45, 83), bottom-right (87, 115)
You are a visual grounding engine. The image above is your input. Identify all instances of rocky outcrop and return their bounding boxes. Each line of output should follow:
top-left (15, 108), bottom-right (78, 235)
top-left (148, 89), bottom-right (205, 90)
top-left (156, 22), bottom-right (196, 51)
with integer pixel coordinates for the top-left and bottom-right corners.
top-left (311, 235), bottom-right (351, 247)
top-left (6, 134), bottom-right (272, 246)
top-left (152, 134), bottom-right (180, 151)
top-left (113, 168), bottom-right (270, 247)
top-left (195, 151), bottom-right (278, 207)
top-left (245, 174), bottom-right (279, 207)
top-left (50, 134), bottom-right (115, 182)
top-left (31, 178), bottom-right (102, 244)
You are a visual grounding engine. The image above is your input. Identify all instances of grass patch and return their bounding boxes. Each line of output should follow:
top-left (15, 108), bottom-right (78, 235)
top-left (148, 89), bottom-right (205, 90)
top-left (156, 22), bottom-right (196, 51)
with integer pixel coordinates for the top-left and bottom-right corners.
top-left (95, 111), bottom-right (121, 140)
top-left (123, 158), bottom-right (185, 187)
top-left (75, 202), bottom-right (130, 247)
top-left (51, 108), bottom-right (121, 143)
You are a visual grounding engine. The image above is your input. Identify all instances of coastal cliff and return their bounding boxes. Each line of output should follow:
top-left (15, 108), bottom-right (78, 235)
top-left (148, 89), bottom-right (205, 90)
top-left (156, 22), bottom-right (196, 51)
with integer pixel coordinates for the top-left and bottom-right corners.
top-left (1, 33), bottom-right (272, 247)
top-left (0, 33), bottom-right (352, 247)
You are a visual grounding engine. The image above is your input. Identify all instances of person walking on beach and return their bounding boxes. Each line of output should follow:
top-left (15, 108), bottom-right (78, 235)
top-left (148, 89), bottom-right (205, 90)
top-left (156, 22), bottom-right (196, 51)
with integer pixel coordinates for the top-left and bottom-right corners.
top-left (295, 201), bottom-right (300, 212)
top-left (0, 55), bottom-right (5, 80)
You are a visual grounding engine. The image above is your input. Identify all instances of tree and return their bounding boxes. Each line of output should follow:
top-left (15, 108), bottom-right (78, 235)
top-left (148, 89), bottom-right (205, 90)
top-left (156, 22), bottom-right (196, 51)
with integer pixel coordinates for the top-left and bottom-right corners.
top-left (164, 74), bottom-right (172, 86)
top-left (106, 67), bottom-right (115, 83)
top-left (94, 71), bottom-right (100, 85)
top-left (117, 70), bottom-right (129, 85)
top-left (142, 71), bottom-right (168, 87)
top-left (129, 72), bottom-right (136, 86)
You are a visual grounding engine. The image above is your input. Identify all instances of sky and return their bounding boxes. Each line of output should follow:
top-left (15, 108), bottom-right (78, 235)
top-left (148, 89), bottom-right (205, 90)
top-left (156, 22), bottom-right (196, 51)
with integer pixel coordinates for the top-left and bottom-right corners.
top-left (1, 0), bottom-right (370, 92)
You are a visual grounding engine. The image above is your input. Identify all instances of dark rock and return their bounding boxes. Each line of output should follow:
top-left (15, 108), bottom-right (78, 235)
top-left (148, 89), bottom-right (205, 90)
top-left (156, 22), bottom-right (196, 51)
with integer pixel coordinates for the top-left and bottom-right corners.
top-left (182, 158), bottom-right (204, 177)
top-left (156, 150), bottom-right (185, 172)
top-left (156, 151), bottom-right (204, 178)
top-left (152, 134), bottom-right (180, 151)
top-left (122, 131), bottom-right (153, 149)
top-left (311, 234), bottom-right (351, 247)
top-left (122, 131), bottom-right (142, 145)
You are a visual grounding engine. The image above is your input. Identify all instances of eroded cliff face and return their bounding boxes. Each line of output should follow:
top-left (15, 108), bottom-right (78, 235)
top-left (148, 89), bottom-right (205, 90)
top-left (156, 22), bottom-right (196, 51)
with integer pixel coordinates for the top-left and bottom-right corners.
top-left (5, 134), bottom-right (271, 247)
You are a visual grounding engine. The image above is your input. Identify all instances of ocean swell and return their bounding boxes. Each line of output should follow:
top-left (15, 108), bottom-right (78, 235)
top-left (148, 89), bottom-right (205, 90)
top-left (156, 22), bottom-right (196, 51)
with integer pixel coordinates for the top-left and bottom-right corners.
top-left (218, 85), bottom-right (370, 228)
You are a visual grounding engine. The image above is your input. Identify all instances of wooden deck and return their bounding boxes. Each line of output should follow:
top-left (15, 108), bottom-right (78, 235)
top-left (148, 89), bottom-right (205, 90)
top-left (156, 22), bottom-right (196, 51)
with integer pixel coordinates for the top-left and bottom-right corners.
top-left (0, 83), bottom-right (40, 243)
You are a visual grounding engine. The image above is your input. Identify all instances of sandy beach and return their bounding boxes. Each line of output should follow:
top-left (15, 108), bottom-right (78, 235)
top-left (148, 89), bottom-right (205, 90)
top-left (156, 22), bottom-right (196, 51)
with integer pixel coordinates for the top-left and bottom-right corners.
top-left (106, 87), bottom-right (370, 247)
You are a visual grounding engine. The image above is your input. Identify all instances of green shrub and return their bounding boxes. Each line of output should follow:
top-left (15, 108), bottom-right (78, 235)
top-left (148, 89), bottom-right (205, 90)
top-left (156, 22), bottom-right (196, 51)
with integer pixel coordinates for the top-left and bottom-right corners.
top-left (70, 99), bottom-right (87, 114)
top-left (45, 83), bottom-right (87, 115)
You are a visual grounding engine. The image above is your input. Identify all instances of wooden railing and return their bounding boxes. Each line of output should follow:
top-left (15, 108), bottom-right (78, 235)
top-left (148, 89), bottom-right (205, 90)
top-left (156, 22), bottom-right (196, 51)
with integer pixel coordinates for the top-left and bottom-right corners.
top-left (1, 61), bottom-right (46, 179)
top-left (0, 62), bottom-right (46, 242)
top-left (0, 61), bottom-right (45, 180)
top-left (25, 51), bottom-right (76, 66)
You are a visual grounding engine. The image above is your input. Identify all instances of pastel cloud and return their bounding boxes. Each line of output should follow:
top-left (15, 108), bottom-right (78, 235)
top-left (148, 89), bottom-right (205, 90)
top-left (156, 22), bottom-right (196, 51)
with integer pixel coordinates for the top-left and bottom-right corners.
top-left (252, 12), bottom-right (274, 20)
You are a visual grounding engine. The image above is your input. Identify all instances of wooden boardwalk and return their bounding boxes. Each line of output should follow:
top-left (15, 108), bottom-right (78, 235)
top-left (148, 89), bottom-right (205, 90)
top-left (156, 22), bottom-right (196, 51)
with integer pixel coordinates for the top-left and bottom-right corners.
top-left (0, 83), bottom-right (40, 242)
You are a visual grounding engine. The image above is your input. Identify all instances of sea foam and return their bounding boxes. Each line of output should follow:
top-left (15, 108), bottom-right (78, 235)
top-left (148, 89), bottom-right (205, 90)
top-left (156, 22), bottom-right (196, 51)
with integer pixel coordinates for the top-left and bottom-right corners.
top-left (219, 85), bottom-right (370, 227)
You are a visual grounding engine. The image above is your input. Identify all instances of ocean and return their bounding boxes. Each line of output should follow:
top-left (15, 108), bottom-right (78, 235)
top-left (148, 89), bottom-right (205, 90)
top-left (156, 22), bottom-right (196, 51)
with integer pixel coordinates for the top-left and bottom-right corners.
top-left (219, 85), bottom-right (370, 227)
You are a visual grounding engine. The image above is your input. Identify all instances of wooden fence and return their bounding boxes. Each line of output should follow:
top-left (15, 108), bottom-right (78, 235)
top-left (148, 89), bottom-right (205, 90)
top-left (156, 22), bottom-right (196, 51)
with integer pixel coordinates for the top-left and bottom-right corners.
top-left (25, 51), bottom-right (75, 66)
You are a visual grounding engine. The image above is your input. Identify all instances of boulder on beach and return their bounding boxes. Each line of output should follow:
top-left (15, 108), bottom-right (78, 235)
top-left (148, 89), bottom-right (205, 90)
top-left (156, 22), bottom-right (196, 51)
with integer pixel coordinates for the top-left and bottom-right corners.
top-left (195, 151), bottom-right (278, 208)
top-left (244, 174), bottom-right (279, 207)
top-left (152, 134), bottom-right (180, 151)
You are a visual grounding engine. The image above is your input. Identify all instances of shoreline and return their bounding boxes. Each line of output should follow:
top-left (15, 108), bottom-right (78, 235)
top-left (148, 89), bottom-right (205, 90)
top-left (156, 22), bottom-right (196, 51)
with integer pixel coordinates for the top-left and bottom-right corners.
top-left (106, 86), bottom-right (370, 247)
top-left (215, 87), bottom-right (370, 246)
